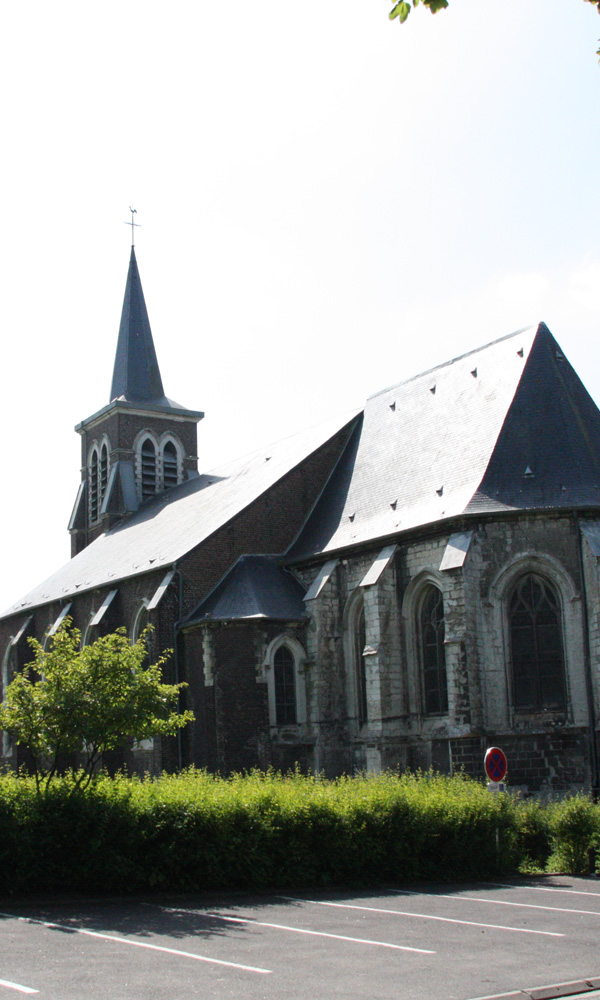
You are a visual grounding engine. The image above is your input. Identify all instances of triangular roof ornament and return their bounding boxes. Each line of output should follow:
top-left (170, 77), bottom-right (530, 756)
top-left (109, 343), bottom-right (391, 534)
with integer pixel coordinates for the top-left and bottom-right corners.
top-left (109, 239), bottom-right (165, 404)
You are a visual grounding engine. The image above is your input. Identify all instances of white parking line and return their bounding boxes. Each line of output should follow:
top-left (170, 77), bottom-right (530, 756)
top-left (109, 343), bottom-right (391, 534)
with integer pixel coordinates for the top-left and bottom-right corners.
top-left (393, 889), bottom-right (600, 918)
top-left (489, 881), bottom-right (600, 899)
top-left (151, 904), bottom-right (435, 954)
top-left (278, 896), bottom-right (563, 937)
top-left (0, 912), bottom-right (271, 975)
top-left (0, 982), bottom-right (38, 995)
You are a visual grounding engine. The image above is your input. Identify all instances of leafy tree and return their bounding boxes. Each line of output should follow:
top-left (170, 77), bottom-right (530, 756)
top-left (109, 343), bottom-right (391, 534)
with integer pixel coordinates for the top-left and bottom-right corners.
top-left (0, 621), bottom-right (194, 793)
top-left (388, 0), bottom-right (600, 56)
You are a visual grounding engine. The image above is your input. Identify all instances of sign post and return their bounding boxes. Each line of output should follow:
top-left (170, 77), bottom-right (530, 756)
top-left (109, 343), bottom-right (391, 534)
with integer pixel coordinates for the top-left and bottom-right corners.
top-left (484, 746), bottom-right (507, 793)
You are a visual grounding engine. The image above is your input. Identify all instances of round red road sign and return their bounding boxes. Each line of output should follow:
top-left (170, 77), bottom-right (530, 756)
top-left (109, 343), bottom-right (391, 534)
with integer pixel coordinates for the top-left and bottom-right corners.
top-left (484, 746), bottom-right (507, 783)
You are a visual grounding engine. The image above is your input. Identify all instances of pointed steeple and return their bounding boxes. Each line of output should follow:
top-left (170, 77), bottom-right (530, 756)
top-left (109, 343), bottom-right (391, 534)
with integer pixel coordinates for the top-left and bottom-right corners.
top-left (110, 247), bottom-right (165, 404)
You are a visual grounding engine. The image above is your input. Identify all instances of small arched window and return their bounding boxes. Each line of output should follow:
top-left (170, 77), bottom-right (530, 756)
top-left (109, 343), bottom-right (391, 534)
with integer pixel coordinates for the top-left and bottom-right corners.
top-left (140, 438), bottom-right (157, 500)
top-left (264, 637), bottom-right (307, 729)
top-left (162, 440), bottom-right (179, 488)
top-left (419, 585), bottom-right (448, 715)
top-left (274, 645), bottom-right (297, 725)
top-left (509, 573), bottom-right (566, 711)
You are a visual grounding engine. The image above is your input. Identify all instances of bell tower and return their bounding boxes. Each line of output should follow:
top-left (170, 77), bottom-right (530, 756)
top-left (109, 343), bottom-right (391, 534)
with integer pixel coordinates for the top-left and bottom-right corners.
top-left (69, 244), bottom-right (204, 556)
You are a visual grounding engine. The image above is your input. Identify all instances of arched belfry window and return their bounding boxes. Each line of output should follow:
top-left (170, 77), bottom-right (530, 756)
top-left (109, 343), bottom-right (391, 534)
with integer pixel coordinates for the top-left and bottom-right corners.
top-left (162, 440), bottom-right (179, 488)
top-left (141, 438), bottom-right (158, 500)
top-left (89, 447), bottom-right (99, 522)
top-left (419, 584), bottom-right (448, 715)
top-left (88, 440), bottom-right (110, 524)
top-left (100, 443), bottom-right (109, 501)
top-left (509, 573), bottom-right (566, 711)
top-left (274, 645), bottom-right (297, 725)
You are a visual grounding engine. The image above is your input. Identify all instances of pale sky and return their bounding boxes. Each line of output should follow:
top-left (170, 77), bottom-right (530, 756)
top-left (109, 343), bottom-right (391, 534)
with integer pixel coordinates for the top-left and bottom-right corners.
top-left (0, 0), bottom-right (598, 613)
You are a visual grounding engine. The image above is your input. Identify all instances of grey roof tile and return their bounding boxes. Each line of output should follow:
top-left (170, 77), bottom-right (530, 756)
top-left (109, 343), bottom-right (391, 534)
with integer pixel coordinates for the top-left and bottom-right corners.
top-left (184, 556), bottom-right (307, 624)
top-left (289, 324), bottom-right (600, 559)
top-left (1, 411), bottom-right (358, 618)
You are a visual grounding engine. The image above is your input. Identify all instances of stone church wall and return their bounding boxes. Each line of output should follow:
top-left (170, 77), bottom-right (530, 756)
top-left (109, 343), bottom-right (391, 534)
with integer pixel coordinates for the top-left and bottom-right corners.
top-left (296, 512), bottom-right (600, 792)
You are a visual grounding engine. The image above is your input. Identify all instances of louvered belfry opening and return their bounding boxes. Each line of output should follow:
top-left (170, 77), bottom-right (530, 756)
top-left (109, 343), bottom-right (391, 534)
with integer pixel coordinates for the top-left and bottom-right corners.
top-left (99, 444), bottom-right (109, 502)
top-left (89, 449), bottom-right (99, 522)
top-left (162, 440), bottom-right (179, 488)
top-left (141, 438), bottom-right (157, 500)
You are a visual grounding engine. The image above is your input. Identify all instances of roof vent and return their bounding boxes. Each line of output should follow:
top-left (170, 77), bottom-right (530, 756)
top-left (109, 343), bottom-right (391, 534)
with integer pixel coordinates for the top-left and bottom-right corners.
top-left (390, 499), bottom-right (398, 510)
top-left (517, 348), bottom-right (524, 358)
top-left (555, 350), bottom-right (564, 361)
top-left (389, 401), bottom-right (396, 411)
top-left (348, 512), bottom-right (356, 522)
top-left (436, 485), bottom-right (444, 497)
top-left (524, 466), bottom-right (534, 478)
top-left (471, 368), bottom-right (478, 378)
top-left (429, 385), bottom-right (436, 394)
top-left (265, 456), bottom-right (271, 462)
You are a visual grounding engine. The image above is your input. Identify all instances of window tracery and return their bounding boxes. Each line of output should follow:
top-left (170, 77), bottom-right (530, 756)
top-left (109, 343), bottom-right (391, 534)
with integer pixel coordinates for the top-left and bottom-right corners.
top-left (508, 573), bottom-right (566, 711)
top-left (418, 584), bottom-right (448, 715)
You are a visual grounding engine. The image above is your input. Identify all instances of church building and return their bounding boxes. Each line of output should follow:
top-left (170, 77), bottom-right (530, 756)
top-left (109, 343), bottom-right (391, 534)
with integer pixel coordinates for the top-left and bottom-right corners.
top-left (1, 247), bottom-right (599, 795)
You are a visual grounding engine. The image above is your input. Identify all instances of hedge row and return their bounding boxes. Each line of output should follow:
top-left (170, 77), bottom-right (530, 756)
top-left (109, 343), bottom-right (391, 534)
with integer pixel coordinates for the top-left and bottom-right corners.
top-left (0, 769), bottom-right (598, 896)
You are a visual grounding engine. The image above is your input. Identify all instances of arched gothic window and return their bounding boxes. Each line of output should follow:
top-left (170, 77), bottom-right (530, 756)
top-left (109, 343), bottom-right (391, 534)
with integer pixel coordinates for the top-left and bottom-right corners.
top-left (140, 438), bottom-right (157, 500)
top-left (355, 600), bottom-right (367, 725)
top-left (274, 645), bottom-right (297, 725)
top-left (2, 640), bottom-right (17, 756)
top-left (509, 573), bottom-right (566, 711)
top-left (419, 585), bottom-right (448, 715)
top-left (162, 440), bottom-right (179, 488)
top-left (344, 592), bottom-right (367, 726)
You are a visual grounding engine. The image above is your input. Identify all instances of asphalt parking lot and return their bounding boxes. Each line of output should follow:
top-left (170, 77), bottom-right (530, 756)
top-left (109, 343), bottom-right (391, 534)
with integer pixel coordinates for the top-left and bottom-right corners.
top-left (1, 876), bottom-right (599, 1000)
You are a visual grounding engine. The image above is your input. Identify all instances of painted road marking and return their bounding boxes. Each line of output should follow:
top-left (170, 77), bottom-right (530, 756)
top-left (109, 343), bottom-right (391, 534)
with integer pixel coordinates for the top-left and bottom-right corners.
top-left (489, 881), bottom-right (600, 899)
top-left (279, 897), bottom-right (563, 937)
top-left (0, 982), bottom-right (38, 995)
top-left (393, 889), bottom-right (600, 918)
top-left (0, 913), bottom-right (271, 975)
top-left (150, 904), bottom-right (435, 954)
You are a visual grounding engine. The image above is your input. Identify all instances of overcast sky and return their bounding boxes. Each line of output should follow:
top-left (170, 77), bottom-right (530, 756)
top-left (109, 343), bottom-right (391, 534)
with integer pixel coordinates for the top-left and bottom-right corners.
top-left (0, 0), bottom-right (598, 613)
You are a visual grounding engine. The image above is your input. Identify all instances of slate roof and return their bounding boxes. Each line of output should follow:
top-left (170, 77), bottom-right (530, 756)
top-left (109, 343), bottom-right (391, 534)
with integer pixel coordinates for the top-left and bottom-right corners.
top-left (184, 556), bottom-right (307, 625)
top-left (110, 246), bottom-right (166, 404)
top-left (0, 410), bottom-right (358, 618)
top-left (288, 323), bottom-right (600, 560)
top-left (77, 247), bottom-right (203, 432)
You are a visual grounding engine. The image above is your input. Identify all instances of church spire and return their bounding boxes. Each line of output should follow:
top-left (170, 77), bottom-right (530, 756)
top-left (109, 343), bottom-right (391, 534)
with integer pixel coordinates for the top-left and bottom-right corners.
top-left (110, 246), bottom-right (165, 404)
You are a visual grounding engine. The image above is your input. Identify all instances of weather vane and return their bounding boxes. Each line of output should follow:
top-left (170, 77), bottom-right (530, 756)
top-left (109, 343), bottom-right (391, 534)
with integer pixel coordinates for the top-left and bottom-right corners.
top-left (125, 206), bottom-right (140, 246)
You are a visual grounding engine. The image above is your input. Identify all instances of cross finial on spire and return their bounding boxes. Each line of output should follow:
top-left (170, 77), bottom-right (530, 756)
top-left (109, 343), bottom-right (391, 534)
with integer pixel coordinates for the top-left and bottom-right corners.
top-left (125, 206), bottom-right (140, 246)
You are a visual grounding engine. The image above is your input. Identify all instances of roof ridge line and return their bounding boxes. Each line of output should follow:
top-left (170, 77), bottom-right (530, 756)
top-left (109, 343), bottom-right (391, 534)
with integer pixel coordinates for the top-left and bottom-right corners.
top-left (367, 323), bottom-right (540, 402)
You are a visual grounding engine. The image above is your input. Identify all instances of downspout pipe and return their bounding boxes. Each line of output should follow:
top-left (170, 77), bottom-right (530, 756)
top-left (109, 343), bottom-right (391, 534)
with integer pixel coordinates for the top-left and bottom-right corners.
top-left (574, 511), bottom-right (600, 799)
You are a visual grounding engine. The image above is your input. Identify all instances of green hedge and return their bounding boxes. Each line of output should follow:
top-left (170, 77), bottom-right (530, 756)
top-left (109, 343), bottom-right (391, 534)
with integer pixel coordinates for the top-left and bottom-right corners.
top-left (0, 769), bottom-right (598, 896)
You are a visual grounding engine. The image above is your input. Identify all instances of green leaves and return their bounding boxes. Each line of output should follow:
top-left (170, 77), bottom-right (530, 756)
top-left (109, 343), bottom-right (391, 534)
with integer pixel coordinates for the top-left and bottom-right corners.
top-left (389, 2), bottom-right (411, 22)
top-left (389, 0), bottom-right (448, 22)
top-left (0, 620), bottom-right (194, 793)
